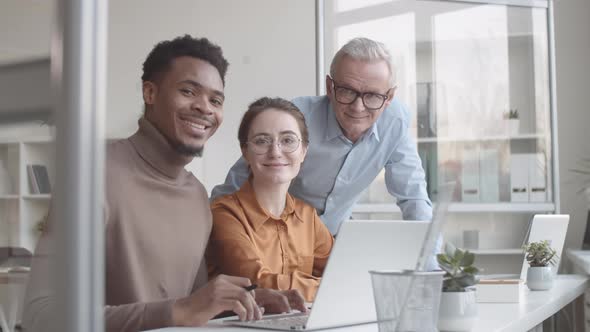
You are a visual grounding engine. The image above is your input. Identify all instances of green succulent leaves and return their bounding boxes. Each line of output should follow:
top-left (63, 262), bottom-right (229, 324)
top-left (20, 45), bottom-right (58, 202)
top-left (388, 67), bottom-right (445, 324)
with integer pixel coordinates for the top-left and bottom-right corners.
top-left (437, 243), bottom-right (480, 292)
top-left (523, 240), bottom-right (558, 267)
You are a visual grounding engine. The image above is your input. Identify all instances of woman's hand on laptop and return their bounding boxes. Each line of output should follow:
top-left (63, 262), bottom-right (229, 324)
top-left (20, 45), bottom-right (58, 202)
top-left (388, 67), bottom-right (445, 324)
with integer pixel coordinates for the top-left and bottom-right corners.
top-left (254, 288), bottom-right (308, 314)
top-left (280, 289), bottom-right (308, 313)
top-left (172, 274), bottom-right (262, 326)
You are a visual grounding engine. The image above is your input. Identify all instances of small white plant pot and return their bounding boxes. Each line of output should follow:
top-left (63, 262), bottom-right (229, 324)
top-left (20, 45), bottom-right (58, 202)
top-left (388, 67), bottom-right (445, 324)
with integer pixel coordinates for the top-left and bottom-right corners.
top-left (438, 290), bottom-right (478, 332)
top-left (508, 119), bottom-right (520, 136)
top-left (526, 266), bottom-right (553, 291)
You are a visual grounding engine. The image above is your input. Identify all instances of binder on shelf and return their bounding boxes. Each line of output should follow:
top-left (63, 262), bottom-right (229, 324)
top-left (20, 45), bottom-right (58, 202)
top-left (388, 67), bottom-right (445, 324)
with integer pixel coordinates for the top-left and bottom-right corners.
top-left (510, 154), bottom-right (528, 202)
top-left (26, 164), bottom-right (51, 194)
top-left (27, 165), bottom-right (40, 194)
top-left (0, 160), bottom-right (14, 195)
top-left (416, 82), bottom-right (437, 138)
top-left (419, 146), bottom-right (438, 202)
top-left (461, 148), bottom-right (480, 202)
top-left (528, 153), bottom-right (547, 202)
top-left (479, 148), bottom-right (500, 202)
top-left (428, 149), bottom-right (439, 202)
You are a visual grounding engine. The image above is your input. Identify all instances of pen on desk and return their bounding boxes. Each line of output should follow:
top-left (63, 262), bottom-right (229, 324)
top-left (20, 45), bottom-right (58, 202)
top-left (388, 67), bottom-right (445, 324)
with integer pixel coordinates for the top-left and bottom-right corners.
top-left (243, 284), bottom-right (258, 292)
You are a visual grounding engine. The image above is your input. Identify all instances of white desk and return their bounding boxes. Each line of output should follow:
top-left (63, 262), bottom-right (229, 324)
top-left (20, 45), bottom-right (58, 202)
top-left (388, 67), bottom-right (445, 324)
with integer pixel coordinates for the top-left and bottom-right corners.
top-left (146, 275), bottom-right (587, 332)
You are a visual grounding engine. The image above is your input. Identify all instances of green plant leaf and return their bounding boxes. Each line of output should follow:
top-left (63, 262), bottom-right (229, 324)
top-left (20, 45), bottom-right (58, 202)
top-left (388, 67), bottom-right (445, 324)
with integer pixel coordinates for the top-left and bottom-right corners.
top-left (453, 248), bottom-right (465, 265)
top-left (437, 254), bottom-right (451, 265)
top-left (460, 252), bottom-right (475, 267)
top-left (438, 242), bottom-right (481, 291)
top-left (456, 275), bottom-right (477, 288)
top-left (524, 240), bottom-right (558, 267)
top-left (445, 242), bottom-right (457, 257)
top-left (438, 262), bottom-right (454, 275)
top-left (443, 279), bottom-right (464, 292)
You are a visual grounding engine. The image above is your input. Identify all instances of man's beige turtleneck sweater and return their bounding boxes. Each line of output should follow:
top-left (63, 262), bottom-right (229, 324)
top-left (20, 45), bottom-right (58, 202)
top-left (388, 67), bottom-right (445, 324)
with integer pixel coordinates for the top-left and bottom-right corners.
top-left (23, 118), bottom-right (211, 331)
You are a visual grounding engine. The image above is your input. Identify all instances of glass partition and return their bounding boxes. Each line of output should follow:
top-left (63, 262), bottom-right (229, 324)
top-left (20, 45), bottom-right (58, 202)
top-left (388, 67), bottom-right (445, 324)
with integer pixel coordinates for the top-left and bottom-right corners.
top-left (0, 1), bottom-right (106, 331)
top-left (323, 0), bottom-right (555, 212)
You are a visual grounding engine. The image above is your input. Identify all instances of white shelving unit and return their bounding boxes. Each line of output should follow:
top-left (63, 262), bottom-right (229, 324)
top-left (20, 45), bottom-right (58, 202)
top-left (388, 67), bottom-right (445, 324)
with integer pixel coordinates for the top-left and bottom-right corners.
top-left (22, 194), bottom-right (51, 200)
top-left (469, 248), bottom-right (524, 255)
top-left (323, 0), bottom-right (557, 274)
top-left (353, 203), bottom-right (556, 214)
top-left (0, 136), bottom-right (54, 252)
top-left (416, 133), bottom-right (544, 143)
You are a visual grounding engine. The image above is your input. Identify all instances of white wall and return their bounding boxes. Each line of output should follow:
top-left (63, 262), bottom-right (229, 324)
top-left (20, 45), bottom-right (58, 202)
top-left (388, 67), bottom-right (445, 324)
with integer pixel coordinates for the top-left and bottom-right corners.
top-left (0, 0), bottom-right (53, 65)
top-left (553, 0), bottom-right (590, 262)
top-left (0, 0), bottom-right (317, 192)
top-left (106, 0), bottom-right (317, 191)
top-left (0, 0), bottom-right (54, 137)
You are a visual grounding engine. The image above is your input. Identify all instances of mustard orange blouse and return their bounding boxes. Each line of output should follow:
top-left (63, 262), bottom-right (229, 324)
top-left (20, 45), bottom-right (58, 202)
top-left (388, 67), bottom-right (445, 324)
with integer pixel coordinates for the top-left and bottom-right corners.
top-left (206, 180), bottom-right (334, 301)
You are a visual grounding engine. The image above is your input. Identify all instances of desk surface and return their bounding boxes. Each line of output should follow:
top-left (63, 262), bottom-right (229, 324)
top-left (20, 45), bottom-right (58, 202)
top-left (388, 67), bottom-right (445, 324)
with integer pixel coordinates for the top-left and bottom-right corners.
top-left (147, 275), bottom-right (588, 332)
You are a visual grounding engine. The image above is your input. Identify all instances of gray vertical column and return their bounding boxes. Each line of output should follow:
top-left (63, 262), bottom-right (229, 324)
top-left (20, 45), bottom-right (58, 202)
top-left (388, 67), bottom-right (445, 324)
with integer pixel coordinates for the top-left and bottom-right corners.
top-left (315, 0), bottom-right (325, 96)
top-left (52, 0), bottom-right (107, 331)
top-left (547, 0), bottom-right (560, 214)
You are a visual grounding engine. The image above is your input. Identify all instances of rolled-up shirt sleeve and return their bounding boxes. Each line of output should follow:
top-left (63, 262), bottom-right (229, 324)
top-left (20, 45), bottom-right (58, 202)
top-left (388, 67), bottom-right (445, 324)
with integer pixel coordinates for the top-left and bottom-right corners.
top-left (384, 120), bottom-right (432, 222)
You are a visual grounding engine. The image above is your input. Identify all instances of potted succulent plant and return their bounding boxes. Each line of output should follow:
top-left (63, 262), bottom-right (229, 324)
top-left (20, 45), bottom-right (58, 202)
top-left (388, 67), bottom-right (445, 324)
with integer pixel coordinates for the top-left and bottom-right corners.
top-left (504, 109), bottom-right (520, 136)
top-left (523, 240), bottom-right (557, 291)
top-left (437, 243), bottom-right (480, 332)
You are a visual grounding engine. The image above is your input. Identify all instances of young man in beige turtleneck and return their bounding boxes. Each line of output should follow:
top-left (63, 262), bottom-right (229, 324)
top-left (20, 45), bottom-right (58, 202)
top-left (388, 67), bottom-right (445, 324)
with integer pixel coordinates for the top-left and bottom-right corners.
top-left (23, 35), bottom-right (305, 332)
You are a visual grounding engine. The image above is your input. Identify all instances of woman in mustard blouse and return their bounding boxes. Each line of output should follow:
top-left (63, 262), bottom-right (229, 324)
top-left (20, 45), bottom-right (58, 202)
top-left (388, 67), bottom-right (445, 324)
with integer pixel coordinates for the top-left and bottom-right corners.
top-left (206, 97), bottom-right (334, 302)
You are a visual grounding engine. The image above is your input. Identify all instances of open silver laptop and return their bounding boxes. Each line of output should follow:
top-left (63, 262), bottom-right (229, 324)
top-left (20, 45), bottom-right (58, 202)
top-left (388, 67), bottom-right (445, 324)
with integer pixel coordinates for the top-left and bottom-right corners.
top-left (478, 214), bottom-right (569, 281)
top-left (225, 219), bottom-right (430, 331)
top-left (519, 214), bottom-right (569, 280)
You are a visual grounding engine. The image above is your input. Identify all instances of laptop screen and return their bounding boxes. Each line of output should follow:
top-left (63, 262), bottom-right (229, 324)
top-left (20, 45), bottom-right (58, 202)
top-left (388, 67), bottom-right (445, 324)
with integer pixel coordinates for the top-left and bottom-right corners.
top-left (520, 214), bottom-right (569, 280)
top-left (304, 220), bottom-right (430, 330)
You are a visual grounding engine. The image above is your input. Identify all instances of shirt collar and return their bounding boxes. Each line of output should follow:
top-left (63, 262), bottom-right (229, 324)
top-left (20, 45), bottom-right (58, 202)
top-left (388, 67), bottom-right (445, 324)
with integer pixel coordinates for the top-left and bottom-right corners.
top-left (369, 122), bottom-right (380, 142)
top-left (325, 101), bottom-right (381, 143)
top-left (235, 179), bottom-right (304, 231)
top-left (128, 117), bottom-right (193, 180)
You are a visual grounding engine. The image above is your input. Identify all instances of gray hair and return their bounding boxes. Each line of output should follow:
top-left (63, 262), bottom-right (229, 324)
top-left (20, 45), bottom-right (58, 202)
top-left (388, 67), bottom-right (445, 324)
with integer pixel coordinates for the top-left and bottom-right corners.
top-left (329, 37), bottom-right (395, 86)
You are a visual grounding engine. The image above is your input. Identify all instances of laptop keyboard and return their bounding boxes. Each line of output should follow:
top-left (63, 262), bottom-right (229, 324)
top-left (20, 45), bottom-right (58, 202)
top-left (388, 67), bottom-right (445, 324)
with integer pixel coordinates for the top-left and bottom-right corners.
top-left (232, 313), bottom-right (309, 330)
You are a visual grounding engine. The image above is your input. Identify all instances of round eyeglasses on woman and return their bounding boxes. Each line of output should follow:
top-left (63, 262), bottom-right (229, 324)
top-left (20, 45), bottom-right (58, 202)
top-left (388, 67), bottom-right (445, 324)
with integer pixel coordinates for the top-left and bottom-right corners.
top-left (328, 76), bottom-right (391, 110)
top-left (247, 133), bottom-right (302, 155)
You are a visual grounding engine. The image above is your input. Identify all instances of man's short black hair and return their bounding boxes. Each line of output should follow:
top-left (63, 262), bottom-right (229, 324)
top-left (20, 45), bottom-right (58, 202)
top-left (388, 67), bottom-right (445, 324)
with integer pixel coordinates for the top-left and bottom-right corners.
top-left (142, 34), bottom-right (229, 85)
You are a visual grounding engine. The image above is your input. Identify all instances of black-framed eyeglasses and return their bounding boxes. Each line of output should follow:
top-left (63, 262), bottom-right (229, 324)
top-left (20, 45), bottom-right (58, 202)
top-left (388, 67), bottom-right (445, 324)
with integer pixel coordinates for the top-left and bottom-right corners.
top-left (329, 76), bottom-right (391, 110)
top-left (246, 133), bottom-right (302, 155)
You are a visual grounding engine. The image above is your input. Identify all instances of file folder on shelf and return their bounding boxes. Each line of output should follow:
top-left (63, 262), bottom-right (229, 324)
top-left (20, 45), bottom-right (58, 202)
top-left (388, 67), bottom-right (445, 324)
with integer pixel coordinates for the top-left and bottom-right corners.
top-left (462, 148), bottom-right (480, 202)
top-left (479, 148), bottom-right (500, 202)
top-left (528, 153), bottom-right (547, 202)
top-left (510, 154), bottom-right (529, 202)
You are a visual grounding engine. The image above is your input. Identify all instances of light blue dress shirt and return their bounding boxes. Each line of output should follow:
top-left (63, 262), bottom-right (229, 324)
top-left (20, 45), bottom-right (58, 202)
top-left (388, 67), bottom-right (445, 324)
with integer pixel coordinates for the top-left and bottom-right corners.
top-left (211, 95), bottom-right (433, 234)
